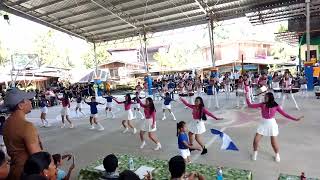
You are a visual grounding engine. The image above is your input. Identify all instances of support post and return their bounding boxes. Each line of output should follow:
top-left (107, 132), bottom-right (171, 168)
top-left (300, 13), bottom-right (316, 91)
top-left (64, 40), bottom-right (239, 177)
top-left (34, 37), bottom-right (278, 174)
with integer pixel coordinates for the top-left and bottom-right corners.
top-left (306, 0), bottom-right (311, 62)
top-left (241, 54), bottom-right (244, 75)
top-left (142, 28), bottom-right (152, 96)
top-left (208, 13), bottom-right (215, 67)
top-left (93, 43), bottom-right (98, 97)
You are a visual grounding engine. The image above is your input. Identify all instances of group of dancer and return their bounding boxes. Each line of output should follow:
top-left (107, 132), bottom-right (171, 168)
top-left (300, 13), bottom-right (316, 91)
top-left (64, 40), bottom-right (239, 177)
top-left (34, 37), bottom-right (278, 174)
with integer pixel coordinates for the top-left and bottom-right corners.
top-left (37, 70), bottom-right (304, 163)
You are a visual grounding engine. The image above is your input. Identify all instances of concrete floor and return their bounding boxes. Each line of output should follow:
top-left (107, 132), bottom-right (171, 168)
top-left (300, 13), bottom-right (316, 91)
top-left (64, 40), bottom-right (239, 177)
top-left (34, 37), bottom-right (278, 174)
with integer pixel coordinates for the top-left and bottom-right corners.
top-left (25, 92), bottom-right (320, 179)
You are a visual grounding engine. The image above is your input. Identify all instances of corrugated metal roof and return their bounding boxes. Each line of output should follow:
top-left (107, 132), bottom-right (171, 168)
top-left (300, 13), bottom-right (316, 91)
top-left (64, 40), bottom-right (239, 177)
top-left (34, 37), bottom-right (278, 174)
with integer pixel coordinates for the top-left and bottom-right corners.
top-left (0, 0), bottom-right (307, 42)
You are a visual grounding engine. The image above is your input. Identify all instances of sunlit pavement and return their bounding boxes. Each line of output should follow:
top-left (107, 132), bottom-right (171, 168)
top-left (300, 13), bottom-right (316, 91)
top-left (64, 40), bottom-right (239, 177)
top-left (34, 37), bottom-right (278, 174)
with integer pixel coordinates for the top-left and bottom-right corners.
top-left (26, 92), bottom-right (320, 179)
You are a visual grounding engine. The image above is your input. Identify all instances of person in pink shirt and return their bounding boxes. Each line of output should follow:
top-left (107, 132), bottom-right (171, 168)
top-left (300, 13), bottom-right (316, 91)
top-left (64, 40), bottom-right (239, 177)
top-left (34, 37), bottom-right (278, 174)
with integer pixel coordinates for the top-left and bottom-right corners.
top-left (58, 94), bottom-right (74, 129)
top-left (244, 90), bottom-right (303, 162)
top-left (136, 94), bottom-right (162, 151)
top-left (180, 96), bottom-right (223, 155)
top-left (113, 94), bottom-right (137, 134)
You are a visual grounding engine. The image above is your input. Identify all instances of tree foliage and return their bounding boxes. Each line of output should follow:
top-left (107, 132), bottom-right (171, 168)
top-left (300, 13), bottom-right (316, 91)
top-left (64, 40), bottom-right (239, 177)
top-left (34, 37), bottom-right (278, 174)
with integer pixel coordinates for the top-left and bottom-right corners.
top-left (81, 44), bottom-right (111, 69)
top-left (0, 40), bottom-right (9, 66)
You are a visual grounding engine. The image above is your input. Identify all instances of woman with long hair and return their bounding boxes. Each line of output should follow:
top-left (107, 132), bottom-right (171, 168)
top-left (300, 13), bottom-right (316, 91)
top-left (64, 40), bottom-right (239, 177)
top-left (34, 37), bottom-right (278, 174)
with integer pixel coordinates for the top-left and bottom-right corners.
top-left (180, 96), bottom-right (223, 155)
top-left (58, 93), bottom-right (73, 129)
top-left (244, 91), bottom-right (303, 162)
top-left (137, 95), bottom-right (162, 151)
top-left (39, 95), bottom-right (50, 127)
top-left (113, 94), bottom-right (137, 134)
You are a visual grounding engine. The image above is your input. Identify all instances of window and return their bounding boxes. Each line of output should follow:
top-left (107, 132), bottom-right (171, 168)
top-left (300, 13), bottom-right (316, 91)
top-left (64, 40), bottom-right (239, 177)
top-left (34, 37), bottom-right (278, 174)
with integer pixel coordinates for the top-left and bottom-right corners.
top-left (110, 69), bottom-right (119, 78)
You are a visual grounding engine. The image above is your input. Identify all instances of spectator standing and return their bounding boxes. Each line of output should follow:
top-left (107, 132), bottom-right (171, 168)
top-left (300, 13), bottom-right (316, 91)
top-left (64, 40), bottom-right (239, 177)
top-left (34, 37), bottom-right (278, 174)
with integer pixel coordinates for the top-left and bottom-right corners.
top-left (0, 150), bottom-right (9, 179)
top-left (3, 88), bottom-right (43, 180)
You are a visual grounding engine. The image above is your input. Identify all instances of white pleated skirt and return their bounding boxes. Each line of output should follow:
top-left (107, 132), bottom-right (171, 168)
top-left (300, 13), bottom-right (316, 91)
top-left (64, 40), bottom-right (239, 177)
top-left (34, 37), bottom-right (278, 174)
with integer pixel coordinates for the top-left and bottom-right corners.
top-left (189, 119), bottom-right (206, 135)
top-left (127, 109), bottom-right (134, 120)
top-left (140, 118), bottom-right (157, 132)
top-left (162, 104), bottom-right (172, 110)
top-left (257, 118), bottom-right (279, 136)
top-left (60, 107), bottom-right (70, 116)
top-left (40, 107), bottom-right (48, 114)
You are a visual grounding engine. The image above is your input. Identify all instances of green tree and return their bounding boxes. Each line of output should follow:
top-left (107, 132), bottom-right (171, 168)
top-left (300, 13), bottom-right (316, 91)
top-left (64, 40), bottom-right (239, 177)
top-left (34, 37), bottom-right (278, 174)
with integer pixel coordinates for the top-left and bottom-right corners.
top-left (82, 44), bottom-right (111, 69)
top-left (0, 40), bottom-right (9, 66)
top-left (33, 30), bottom-right (59, 67)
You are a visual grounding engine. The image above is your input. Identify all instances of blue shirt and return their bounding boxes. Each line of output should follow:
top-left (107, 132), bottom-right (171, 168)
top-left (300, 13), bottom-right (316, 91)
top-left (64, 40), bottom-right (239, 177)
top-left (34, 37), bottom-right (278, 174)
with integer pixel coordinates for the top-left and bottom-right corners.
top-left (168, 82), bottom-right (175, 89)
top-left (87, 102), bottom-right (99, 114)
top-left (39, 99), bottom-right (48, 108)
top-left (57, 169), bottom-right (66, 180)
top-left (76, 97), bottom-right (82, 103)
top-left (105, 96), bottom-right (113, 102)
top-left (178, 132), bottom-right (189, 149)
top-left (163, 97), bottom-right (172, 105)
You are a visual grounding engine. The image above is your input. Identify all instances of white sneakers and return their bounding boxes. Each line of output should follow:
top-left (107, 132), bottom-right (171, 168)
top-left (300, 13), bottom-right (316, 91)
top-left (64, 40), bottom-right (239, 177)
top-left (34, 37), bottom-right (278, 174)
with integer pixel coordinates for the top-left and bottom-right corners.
top-left (162, 116), bottom-right (166, 121)
top-left (252, 151), bottom-right (258, 161)
top-left (252, 151), bottom-right (281, 162)
top-left (133, 128), bottom-right (137, 134)
top-left (154, 143), bottom-right (162, 151)
top-left (69, 124), bottom-right (74, 129)
top-left (140, 142), bottom-right (162, 151)
top-left (140, 141), bottom-right (146, 149)
top-left (90, 125), bottom-right (95, 130)
top-left (122, 128), bottom-right (129, 133)
top-left (61, 124), bottom-right (65, 129)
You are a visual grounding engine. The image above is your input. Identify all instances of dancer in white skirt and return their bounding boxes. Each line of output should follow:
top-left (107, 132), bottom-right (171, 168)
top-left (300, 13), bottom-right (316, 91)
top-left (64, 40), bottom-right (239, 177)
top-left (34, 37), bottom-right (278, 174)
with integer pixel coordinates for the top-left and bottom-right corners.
top-left (75, 93), bottom-right (85, 117)
top-left (236, 76), bottom-right (246, 108)
top-left (223, 73), bottom-right (231, 100)
top-left (132, 95), bottom-right (145, 120)
top-left (244, 91), bottom-right (303, 162)
top-left (180, 96), bottom-right (223, 155)
top-left (161, 92), bottom-right (176, 121)
top-left (137, 96), bottom-right (162, 151)
top-left (84, 96), bottom-right (105, 131)
top-left (58, 94), bottom-right (74, 129)
top-left (177, 121), bottom-right (202, 163)
top-left (299, 74), bottom-right (308, 98)
top-left (39, 95), bottom-right (50, 127)
top-left (113, 94), bottom-right (137, 134)
top-left (103, 93), bottom-right (115, 119)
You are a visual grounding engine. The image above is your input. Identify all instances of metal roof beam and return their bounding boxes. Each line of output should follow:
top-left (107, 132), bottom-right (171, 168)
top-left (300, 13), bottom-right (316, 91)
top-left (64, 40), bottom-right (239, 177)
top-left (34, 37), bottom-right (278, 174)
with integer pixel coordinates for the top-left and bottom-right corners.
top-left (194, 0), bottom-right (208, 14)
top-left (25, 0), bottom-right (66, 12)
top-left (91, 13), bottom-right (205, 38)
top-left (5, 0), bottom-right (31, 6)
top-left (90, 0), bottom-right (137, 29)
top-left (0, 3), bottom-right (90, 41)
top-left (38, 0), bottom-right (91, 17)
top-left (79, 6), bottom-right (201, 32)
top-left (87, 10), bottom-right (204, 36)
top-left (57, 0), bottom-right (177, 26)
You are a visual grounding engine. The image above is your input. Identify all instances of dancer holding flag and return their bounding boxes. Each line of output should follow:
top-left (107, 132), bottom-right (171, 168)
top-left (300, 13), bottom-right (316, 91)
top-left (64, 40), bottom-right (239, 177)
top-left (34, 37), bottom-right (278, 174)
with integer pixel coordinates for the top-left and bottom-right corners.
top-left (244, 90), bottom-right (303, 162)
top-left (180, 96), bottom-right (223, 155)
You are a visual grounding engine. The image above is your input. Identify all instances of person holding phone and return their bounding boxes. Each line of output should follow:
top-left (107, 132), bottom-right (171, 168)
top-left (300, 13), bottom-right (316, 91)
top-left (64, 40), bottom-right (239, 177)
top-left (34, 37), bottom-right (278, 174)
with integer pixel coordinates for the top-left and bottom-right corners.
top-left (52, 154), bottom-right (75, 180)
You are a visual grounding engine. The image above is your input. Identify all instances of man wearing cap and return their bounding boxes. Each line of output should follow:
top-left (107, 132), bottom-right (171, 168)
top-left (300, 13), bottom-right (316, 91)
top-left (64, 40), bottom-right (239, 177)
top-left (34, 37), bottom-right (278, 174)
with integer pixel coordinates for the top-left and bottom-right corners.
top-left (3, 88), bottom-right (43, 180)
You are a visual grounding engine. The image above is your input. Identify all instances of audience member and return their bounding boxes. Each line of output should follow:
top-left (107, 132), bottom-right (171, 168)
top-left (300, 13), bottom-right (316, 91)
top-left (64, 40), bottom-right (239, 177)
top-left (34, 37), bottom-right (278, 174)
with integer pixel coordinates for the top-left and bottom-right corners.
top-left (22, 174), bottom-right (47, 180)
top-left (22, 152), bottom-right (57, 180)
top-left (101, 154), bottom-right (119, 180)
top-left (118, 170), bottom-right (139, 180)
top-left (0, 150), bottom-right (9, 180)
top-left (3, 88), bottom-right (43, 180)
top-left (169, 156), bottom-right (205, 180)
top-left (52, 154), bottom-right (75, 180)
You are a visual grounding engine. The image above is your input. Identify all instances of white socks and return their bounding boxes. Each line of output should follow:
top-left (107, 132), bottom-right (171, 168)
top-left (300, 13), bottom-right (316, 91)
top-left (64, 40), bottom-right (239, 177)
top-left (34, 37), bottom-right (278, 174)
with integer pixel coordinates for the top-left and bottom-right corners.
top-left (122, 128), bottom-right (129, 133)
top-left (90, 124), bottom-right (95, 130)
top-left (97, 123), bottom-right (104, 131)
top-left (252, 151), bottom-right (258, 161)
top-left (154, 143), bottom-right (162, 151)
top-left (133, 128), bottom-right (137, 134)
top-left (275, 153), bottom-right (280, 162)
top-left (171, 112), bottom-right (176, 121)
top-left (140, 141), bottom-right (146, 149)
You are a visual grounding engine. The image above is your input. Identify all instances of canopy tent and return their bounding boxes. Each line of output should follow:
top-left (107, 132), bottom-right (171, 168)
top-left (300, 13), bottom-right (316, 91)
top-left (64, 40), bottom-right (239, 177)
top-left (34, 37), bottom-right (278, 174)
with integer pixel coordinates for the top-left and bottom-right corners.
top-left (0, 0), bottom-right (308, 43)
top-left (78, 69), bottom-right (109, 83)
top-left (0, 74), bottom-right (47, 83)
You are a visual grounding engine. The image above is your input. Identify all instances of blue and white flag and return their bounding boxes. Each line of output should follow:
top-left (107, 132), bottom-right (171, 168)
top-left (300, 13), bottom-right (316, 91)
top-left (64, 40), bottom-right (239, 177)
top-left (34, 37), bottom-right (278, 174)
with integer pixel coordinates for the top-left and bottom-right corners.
top-left (210, 129), bottom-right (239, 151)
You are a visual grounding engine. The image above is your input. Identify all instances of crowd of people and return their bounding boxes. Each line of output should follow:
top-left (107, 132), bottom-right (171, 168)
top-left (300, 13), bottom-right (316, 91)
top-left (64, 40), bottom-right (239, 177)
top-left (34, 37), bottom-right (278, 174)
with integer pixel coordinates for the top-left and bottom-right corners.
top-left (0, 68), bottom-right (309, 179)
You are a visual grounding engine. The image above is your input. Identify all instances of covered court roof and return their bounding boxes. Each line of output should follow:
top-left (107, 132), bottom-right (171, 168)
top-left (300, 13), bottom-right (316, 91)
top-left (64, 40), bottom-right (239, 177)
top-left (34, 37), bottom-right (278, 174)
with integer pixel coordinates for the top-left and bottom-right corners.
top-left (0, 0), bottom-right (309, 42)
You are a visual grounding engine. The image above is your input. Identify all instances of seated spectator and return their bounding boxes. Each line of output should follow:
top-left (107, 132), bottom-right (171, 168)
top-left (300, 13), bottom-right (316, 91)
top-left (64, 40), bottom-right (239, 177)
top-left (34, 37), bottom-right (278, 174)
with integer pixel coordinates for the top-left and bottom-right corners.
top-left (118, 170), bottom-right (139, 180)
top-left (22, 152), bottom-right (57, 180)
top-left (0, 150), bottom-right (9, 179)
top-left (22, 174), bottom-right (47, 180)
top-left (169, 156), bottom-right (205, 180)
top-left (101, 154), bottom-right (119, 180)
top-left (52, 154), bottom-right (75, 180)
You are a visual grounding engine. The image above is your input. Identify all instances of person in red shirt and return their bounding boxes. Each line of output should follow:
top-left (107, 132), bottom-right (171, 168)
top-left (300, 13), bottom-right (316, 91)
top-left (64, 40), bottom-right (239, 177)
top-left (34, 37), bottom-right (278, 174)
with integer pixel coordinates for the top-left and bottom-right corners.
top-left (58, 94), bottom-right (74, 129)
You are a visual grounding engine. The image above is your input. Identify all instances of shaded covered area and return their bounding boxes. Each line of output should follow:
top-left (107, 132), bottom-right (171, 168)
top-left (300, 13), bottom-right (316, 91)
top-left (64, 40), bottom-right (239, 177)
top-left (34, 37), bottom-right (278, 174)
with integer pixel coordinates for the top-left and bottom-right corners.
top-left (0, 0), bottom-right (308, 42)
